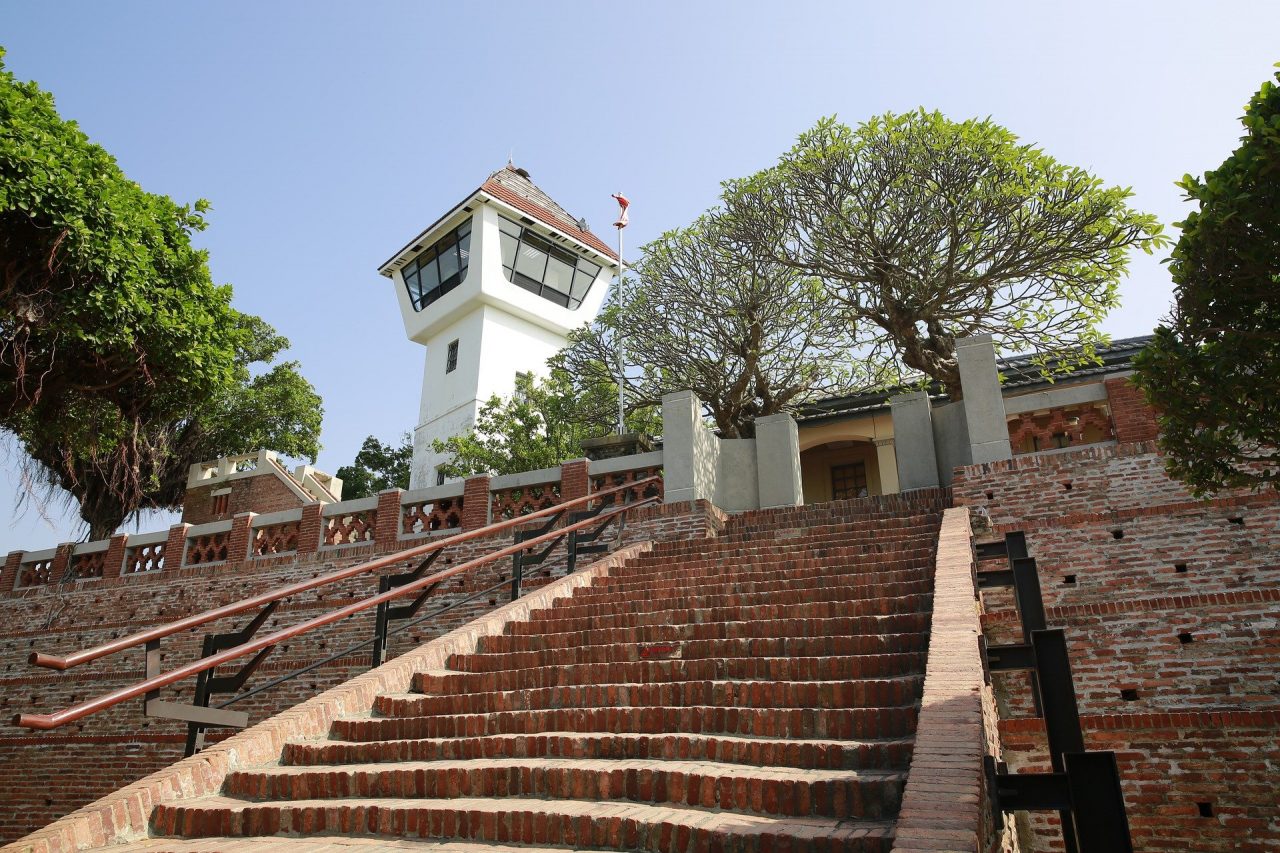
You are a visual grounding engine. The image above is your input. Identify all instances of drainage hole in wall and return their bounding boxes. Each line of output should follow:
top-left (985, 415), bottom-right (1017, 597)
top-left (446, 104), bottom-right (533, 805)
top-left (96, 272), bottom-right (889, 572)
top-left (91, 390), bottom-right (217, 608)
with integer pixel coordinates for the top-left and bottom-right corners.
top-left (1062, 481), bottom-right (1073, 491)
top-left (1174, 563), bottom-right (1188, 573)
top-left (1062, 575), bottom-right (1077, 585)
top-left (1228, 517), bottom-right (1244, 526)
top-left (1197, 802), bottom-right (1214, 818)
top-left (1120, 688), bottom-right (1140, 701)
top-left (1111, 529), bottom-right (1125, 540)
top-left (1178, 632), bottom-right (1195, 644)
top-left (44, 797), bottom-right (53, 807)
top-left (985, 490), bottom-right (995, 500)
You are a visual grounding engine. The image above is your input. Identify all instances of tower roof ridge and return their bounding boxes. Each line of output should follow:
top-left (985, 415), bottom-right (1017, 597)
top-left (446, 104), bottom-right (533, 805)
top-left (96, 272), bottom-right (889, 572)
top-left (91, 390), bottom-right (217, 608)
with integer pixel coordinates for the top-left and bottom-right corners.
top-left (481, 164), bottom-right (617, 260)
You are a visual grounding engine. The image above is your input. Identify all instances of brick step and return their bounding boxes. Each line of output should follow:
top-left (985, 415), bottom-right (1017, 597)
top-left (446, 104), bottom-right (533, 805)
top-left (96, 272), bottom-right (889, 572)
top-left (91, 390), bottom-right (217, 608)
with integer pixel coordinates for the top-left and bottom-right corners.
top-left (599, 559), bottom-right (934, 592)
top-left (565, 565), bottom-right (932, 607)
top-left (106, 838), bottom-right (613, 852)
top-left (548, 577), bottom-right (932, 619)
top-left (330, 704), bottom-right (918, 742)
top-left (222, 757), bottom-right (906, 819)
top-left (509, 593), bottom-right (933, 634)
top-left (465, 626), bottom-right (929, 668)
top-left (151, 795), bottom-right (897, 852)
top-left (415, 654), bottom-right (926, 693)
top-left (645, 524), bottom-right (937, 555)
top-left (374, 676), bottom-right (924, 717)
top-left (619, 544), bottom-right (936, 575)
top-left (281, 730), bottom-right (914, 771)
top-left (476, 618), bottom-right (932, 654)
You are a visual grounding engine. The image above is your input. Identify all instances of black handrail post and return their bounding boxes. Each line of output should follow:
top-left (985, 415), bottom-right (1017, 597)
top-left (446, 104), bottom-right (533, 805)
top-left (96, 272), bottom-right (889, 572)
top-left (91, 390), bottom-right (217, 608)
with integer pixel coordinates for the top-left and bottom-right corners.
top-left (1064, 751), bottom-right (1134, 852)
top-left (511, 545), bottom-right (524, 601)
top-left (371, 574), bottom-right (392, 668)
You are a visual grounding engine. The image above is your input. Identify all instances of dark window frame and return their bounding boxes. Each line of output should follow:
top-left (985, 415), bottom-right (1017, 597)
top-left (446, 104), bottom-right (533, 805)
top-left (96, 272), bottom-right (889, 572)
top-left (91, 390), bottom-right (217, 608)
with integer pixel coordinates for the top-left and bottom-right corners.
top-left (445, 339), bottom-right (459, 374)
top-left (498, 215), bottom-right (601, 309)
top-left (831, 462), bottom-right (869, 501)
top-left (402, 217), bottom-right (473, 312)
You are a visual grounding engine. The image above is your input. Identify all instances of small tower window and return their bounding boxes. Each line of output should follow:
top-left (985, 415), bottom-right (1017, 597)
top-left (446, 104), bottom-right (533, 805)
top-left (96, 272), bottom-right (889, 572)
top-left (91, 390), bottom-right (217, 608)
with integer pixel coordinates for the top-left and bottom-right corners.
top-left (498, 215), bottom-right (601, 309)
top-left (401, 217), bottom-right (472, 312)
top-left (446, 340), bottom-right (459, 374)
top-left (831, 462), bottom-right (868, 500)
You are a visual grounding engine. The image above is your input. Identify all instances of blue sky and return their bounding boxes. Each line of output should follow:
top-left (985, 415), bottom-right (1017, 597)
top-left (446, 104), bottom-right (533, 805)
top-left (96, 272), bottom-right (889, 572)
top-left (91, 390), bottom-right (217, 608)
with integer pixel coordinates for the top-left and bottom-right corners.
top-left (2, 0), bottom-right (1277, 552)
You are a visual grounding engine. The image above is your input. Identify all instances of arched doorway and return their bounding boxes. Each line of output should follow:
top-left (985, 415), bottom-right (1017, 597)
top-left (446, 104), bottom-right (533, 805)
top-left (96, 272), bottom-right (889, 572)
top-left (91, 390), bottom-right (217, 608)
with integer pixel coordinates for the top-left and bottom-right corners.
top-left (800, 438), bottom-right (895, 503)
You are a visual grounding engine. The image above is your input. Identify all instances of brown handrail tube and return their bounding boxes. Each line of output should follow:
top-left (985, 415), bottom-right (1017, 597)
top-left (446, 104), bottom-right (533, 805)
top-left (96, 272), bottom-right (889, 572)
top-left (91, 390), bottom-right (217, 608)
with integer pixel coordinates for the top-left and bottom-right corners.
top-left (16, 496), bottom-right (657, 731)
top-left (29, 478), bottom-right (659, 672)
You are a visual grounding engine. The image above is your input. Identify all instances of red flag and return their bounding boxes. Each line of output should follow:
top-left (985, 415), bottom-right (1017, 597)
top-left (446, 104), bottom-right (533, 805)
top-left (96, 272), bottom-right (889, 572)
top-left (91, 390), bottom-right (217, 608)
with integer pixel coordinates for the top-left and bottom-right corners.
top-left (612, 193), bottom-right (630, 228)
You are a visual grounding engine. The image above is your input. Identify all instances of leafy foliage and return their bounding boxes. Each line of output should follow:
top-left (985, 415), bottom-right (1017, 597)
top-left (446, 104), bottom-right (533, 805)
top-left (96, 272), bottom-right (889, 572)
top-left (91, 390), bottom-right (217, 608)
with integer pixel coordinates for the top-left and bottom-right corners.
top-left (433, 368), bottom-right (658, 479)
top-left (721, 111), bottom-right (1168, 397)
top-left (1134, 67), bottom-right (1280, 494)
top-left (0, 48), bottom-right (322, 537)
top-left (336, 433), bottom-right (413, 499)
top-left (562, 210), bottom-right (863, 437)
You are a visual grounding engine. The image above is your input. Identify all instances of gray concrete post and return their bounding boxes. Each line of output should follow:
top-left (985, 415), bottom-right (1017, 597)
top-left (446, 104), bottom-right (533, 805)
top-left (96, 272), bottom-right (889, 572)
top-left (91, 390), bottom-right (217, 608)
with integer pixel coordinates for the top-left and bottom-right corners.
top-left (754, 413), bottom-right (803, 509)
top-left (661, 390), bottom-right (719, 505)
top-left (956, 334), bottom-right (1013, 464)
top-left (890, 391), bottom-right (942, 490)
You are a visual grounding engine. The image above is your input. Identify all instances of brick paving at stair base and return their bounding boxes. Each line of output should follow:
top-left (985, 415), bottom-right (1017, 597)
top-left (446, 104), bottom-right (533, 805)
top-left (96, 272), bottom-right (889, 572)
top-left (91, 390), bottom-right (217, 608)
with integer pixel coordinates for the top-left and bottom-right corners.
top-left (151, 796), bottom-right (899, 852)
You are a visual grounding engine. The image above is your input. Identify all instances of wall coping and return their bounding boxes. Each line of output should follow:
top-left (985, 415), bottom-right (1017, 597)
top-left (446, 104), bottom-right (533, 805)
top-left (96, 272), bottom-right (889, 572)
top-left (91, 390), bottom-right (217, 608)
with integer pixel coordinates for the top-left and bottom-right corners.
top-left (489, 466), bottom-right (562, 490)
top-left (891, 506), bottom-right (985, 852)
top-left (70, 541), bottom-right (109, 556)
top-left (322, 495), bottom-right (378, 516)
top-left (124, 531), bottom-right (167, 548)
top-left (588, 450), bottom-right (664, 477)
top-left (399, 482), bottom-right (465, 505)
top-left (19, 547), bottom-right (57, 563)
top-left (247, 508), bottom-right (303, 528)
top-left (184, 519), bottom-right (233, 538)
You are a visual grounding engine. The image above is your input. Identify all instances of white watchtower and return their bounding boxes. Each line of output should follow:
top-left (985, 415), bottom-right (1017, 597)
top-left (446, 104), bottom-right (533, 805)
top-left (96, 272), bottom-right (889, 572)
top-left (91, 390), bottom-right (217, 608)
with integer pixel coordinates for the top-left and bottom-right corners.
top-left (377, 165), bottom-right (618, 488)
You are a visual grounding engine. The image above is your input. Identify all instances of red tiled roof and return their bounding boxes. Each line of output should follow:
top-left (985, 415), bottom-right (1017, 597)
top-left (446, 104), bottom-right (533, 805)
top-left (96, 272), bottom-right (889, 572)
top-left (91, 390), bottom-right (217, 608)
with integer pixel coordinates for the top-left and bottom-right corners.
top-left (481, 168), bottom-right (618, 261)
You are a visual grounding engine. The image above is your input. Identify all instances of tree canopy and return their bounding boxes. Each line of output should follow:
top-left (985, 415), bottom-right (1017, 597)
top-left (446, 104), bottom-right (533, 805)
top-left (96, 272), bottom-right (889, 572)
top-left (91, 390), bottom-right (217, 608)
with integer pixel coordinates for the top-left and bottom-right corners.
top-left (721, 111), bottom-right (1168, 397)
top-left (561, 210), bottom-right (863, 437)
top-left (1134, 67), bottom-right (1280, 494)
top-left (0, 48), bottom-right (322, 538)
top-left (336, 433), bottom-right (413, 499)
top-left (433, 367), bottom-right (658, 479)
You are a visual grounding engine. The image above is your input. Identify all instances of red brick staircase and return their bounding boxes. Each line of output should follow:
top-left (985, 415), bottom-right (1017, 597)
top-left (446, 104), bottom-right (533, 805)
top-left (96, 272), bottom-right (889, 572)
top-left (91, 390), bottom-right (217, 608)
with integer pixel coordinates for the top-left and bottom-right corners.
top-left (100, 501), bottom-right (944, 852)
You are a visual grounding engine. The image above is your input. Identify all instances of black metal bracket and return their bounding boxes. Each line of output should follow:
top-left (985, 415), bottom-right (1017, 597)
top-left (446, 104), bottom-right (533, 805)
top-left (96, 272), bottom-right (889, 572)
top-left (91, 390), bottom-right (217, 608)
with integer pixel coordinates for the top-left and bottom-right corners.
top-left (371, 549), bottom-right (446, 668)
top-left (986, 751), bottom-right (1133, 852)
top-left (140, 601), bottom-right (279, 757)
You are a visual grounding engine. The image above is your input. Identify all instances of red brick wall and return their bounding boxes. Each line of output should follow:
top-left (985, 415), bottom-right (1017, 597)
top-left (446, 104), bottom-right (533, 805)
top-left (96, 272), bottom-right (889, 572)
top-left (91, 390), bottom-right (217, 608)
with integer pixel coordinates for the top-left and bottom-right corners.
top-left (183, 474), bottom-right (307, 526)
top-left (1105, 374), bottom-right (1159, 444)
top-left (0, 500), bottom-right (722, 842)
top-left (955, 444), bottom-right (1280, 851)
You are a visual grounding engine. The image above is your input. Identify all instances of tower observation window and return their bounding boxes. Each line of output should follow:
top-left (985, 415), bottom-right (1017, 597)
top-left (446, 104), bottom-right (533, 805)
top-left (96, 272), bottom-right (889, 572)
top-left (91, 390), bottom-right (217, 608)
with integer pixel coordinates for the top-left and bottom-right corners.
top-left (498, 215), bottom-right (600, 309)
top-left (402, 217), bottom-right (472, 312)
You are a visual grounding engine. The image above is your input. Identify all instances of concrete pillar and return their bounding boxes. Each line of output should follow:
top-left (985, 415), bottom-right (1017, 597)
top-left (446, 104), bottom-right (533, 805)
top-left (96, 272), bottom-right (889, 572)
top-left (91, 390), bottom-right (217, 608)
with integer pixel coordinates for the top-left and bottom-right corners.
top-left (661, 390), bottom-right (719, 506)
top-left (956, 334), bottom-right (1012, 464)
top-left (874, 438), bottom-right (900, 495)
top-left (890, 391), bottom-right (941, 490)
top-left (754, 413), bottom-right (803, 509)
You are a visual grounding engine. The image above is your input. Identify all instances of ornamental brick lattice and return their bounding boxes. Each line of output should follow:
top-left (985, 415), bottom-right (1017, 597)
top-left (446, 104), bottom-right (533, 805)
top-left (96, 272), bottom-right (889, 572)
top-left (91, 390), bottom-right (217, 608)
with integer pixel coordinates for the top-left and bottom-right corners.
top-left (17, 558), bottom-right (54, 588)
top-left (123, 543), bottom-right (165, 574)
top-left (252, 521), bottom-right (300, 557)
top-left (185, 532), bottom-right (229, 566)
top-left (1007, 404), bottom-right (1114, 456)
top-left (402, 497), bottom-right (463, 535)
top-left (69, 551), bottom-right (105, 581)
top-left (325, 511), bottom-right (377, 546)
top-left (490, 482), bottom-right (561, 520)
top-left (591, 466), bottom-right (664, 503)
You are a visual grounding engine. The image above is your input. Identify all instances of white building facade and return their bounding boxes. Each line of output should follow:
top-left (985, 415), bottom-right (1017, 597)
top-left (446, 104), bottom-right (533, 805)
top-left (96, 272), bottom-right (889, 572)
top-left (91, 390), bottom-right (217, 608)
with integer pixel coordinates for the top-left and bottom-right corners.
top-left (377, 166), bottom-right (619, 488)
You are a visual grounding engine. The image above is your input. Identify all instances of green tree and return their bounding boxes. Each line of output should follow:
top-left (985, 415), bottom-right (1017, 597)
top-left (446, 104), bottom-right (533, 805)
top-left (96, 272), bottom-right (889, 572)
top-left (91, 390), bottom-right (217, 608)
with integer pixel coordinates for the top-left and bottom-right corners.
top-left (722, 111), bottom-right (1168, 397)
top-left (1134, 67), bottom-right (1280, 495)
top-left (336, 433), bottom-right (413, 499)
top-left (0, 48), bottom-right (323, 537)
top-left (433, 367), bottom-right (658, 478)
top-left (562, 209), bottom-right (865, 438)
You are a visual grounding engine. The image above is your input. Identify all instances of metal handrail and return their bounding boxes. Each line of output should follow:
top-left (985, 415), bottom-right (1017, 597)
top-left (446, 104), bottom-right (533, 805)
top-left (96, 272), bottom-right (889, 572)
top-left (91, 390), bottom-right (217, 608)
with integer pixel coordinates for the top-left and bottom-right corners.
top-left (28, 478), bottom-right (659, 672)
top-left (14, 494), bottom-right (658, 731)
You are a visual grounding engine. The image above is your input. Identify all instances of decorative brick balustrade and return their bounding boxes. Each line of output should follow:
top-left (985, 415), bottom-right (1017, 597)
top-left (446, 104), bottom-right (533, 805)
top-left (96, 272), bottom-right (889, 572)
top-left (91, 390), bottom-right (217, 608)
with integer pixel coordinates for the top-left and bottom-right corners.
top-left (401, 496), bottom-right (463, 535)
top-left (251, 520), bottom-right (300, 557)
top-left (490, 481), bottom-right (560, 520)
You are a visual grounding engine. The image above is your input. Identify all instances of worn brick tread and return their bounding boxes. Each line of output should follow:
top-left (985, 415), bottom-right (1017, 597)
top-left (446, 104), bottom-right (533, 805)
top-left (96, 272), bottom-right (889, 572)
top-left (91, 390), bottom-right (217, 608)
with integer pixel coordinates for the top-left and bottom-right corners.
top-left (110, 838), bottom-right (617, 851)
top-left (281, 731), bottom-right (914, 770)
top-left (152, 795), bottom-right (897, 851)
top-left (223, 758), bottom-right (906, 818)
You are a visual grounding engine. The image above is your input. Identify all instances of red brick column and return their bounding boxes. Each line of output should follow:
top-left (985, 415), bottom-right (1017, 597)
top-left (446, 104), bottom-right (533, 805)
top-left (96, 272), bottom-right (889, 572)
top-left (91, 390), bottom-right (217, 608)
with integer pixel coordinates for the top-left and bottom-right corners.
top-left (560, 459), bottom-right (590, 502)
top-left (297, 503), bottom-right (324, 555)
top-left (1105, 375), bottom-right (1159, 444)
top-left (164, 523), bottom-right (191, 570)
top-left (49, 543), bottom-right (73, 583)
top-left (225, 512), bottom-right (256, 568)
top-left (101, 534), bottom-right (129, 584)
top-left (461, 475), bottom-right (491, 531)
top-left (375, 489), bottom-right (403, 551)
top-left (2, 551), bottom-right (22, 593)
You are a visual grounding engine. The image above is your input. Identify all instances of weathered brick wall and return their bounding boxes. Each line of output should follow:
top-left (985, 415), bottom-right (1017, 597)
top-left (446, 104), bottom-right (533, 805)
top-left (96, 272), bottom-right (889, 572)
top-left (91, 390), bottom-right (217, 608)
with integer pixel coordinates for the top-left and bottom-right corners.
top-left (182, 473), bottom-right (306, 526)
top-left (956, 442), bottom-right (1280, 851)
top-left (0, 500), bottom-right (720, 842)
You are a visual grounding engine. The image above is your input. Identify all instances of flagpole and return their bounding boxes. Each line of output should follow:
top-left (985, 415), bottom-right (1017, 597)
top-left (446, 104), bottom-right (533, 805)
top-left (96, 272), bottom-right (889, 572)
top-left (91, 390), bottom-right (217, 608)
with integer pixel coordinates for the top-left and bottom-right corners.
top-left (612, 194), bottom-right (628, 435)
